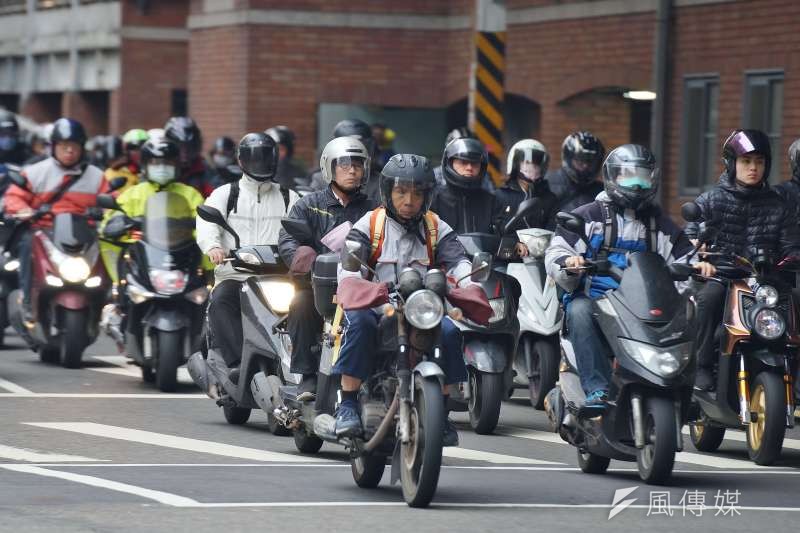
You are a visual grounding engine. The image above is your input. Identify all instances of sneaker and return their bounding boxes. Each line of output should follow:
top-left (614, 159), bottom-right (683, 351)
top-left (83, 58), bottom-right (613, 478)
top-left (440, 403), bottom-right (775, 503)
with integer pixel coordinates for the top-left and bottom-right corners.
top-left (334, 399), bottom-right (362, 437)
top-left (296, 375), bottom-right (317, 401)
top-left (584, 389), bottom-right (608, 407)
top-left (694, 368), bottom-right (714, 391)
top-left (443, 417), bottom-right (459, 447)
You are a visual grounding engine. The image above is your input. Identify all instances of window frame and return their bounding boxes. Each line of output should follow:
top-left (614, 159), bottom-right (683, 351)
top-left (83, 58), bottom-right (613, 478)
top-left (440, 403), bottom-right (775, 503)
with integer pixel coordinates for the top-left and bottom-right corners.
top-left (679, 73), bottom-right (720, 196)
top-left (742, 69), bottom-right (784, 183)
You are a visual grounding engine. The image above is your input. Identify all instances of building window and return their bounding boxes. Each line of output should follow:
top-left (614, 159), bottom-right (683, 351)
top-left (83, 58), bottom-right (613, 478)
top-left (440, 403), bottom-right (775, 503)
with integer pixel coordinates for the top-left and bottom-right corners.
top-left (171, 89), bottom-right (187, 117)
top-left (680, 76), bottom-right (719, 194)
top-left (743, 71), bottom-right (783, 182)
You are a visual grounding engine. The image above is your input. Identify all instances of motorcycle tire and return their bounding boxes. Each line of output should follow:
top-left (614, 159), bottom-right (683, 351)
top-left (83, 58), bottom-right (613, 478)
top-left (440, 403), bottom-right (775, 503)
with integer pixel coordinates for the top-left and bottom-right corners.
top-left (747, 371), bottom-right (786, 466)
top-left (155, 330), bottom-right (182, 392)
top-left (294, 430), bottom-right (324, 454)
top-left (689, 414), bottom-right (725, 452)
top-left (351, 453), bottom-right (385, 488)
top-left (468, 370), bottom-right (503, 434)
top-left (527, 337), bottom-right (559, 410)
top-left (60, 309), bottom-right (88, 369)
top-left (637, 395), bottom-right (677, 485)
top-left (223, 405), bottom-right (251, 425)
top-left (39, 346), bottom-right (60, 364)
top-left (267, 412), bottom-right (292, 436)
top-left (576, 449), bottom-right (610, 474)
top-left (0, 299), bottom-right (7, 347)
top-left (401, 374), bottom-right (444, 508)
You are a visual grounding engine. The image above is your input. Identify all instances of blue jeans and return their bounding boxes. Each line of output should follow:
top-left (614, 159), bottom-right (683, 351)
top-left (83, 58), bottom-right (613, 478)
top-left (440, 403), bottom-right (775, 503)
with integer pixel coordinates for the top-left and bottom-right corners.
top-left (566, 294), bottom-right (612, 395)
top-left (17, 231), bottom-right (32, 306)
top-left (333, 309), bottom-right (467, 385)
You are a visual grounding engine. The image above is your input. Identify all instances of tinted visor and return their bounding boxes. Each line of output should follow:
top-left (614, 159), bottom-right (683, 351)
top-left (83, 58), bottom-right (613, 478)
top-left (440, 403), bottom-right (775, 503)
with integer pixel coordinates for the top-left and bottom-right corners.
top-left (335, 156), bottom-right (365, 170)
top-left (608, 163), bottom-right (658, 190)
top-left (726, 130), bottom-right (761, 157)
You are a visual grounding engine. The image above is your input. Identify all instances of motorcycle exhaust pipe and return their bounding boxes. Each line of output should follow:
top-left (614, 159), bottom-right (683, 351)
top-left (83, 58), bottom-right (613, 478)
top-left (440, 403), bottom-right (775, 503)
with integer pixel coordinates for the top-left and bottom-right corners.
top-left (737, 354), bottom-right (750, 425)
top-left (363, 394), bottom-right (399, 453)
top-left (631, 394), bottom-right (645, 449)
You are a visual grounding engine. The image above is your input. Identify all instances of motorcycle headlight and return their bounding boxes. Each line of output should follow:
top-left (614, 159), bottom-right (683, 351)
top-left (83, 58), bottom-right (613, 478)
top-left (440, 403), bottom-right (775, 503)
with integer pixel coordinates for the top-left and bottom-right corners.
top-left (404, 289), bottom-right (444, 330)
top-left (185, 286), bottom-right (210, 305)
top-left (237, 251), bottom-right (261, 265)
top-left (753, 308), bottom-right (785, 340)
top-left (619, 338), bottom-right (692, 378)
top-left (58, 257), bottom-right (91, 283)
top-left (518, 231), bottom-right (552, 259)
top-left (488, 297), bottom-right (506, 323)
top-left (149, 269), bottom-right (188, 295)
top-left (256, 280), bottom-right (295, 314)
top-left (46, 274), bottom-right (64, 287)
top-left (755, 285), bottom-right (779, 307)
top-left (3, 258), bottom-right (19, 272)
top-left (84, 276), bottom-right (102, 288)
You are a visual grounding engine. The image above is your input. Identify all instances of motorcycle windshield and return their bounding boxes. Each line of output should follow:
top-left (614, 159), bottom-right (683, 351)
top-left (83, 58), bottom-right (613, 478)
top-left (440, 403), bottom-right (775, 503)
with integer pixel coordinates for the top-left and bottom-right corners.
top-left (142, 191), bottom-right (195, 250)
top-left (614, 252), bottom-right (680, 321)
top-left (52, 213), bottom-right (95, 254)
top-left (458, 233), bottom-right (500, 256)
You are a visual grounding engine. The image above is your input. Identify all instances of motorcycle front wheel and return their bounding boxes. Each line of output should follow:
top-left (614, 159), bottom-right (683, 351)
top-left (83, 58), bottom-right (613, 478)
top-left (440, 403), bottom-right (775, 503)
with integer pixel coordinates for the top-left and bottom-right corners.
top-left (747, 371), bottom-right (786, 466)
top-left (155, 330), bottom-right (182, 392)
top-left (60, 309), bottom-right (88, 369)
top-left (637, 395), bottom-right (677, 485)
top-left (400, 374), bottom-right (444, 508)
top-left (350, 454), bottom-right (385, 488)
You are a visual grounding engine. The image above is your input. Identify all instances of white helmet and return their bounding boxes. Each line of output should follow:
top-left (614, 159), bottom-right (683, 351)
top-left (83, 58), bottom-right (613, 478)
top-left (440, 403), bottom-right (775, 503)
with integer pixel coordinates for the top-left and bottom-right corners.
top-left (506, 139), bottom-right (549, 180)
top-left (319, 136), bottom-right (371, 185)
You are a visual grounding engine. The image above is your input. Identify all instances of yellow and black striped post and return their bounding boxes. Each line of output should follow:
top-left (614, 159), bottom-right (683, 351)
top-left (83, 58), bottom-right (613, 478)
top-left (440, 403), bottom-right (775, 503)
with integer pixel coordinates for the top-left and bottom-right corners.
top-left (471, 31), bottom-right (506, 187)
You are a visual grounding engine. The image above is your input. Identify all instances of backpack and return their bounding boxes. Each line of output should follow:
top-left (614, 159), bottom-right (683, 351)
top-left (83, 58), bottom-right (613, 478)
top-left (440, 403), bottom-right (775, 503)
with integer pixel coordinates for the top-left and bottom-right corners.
top-left (367, 207), bottom-right (440, 268)
top-left (594, 201), bottom-right (658, 260)
top-left (225, 180), bottom-right (290, 217)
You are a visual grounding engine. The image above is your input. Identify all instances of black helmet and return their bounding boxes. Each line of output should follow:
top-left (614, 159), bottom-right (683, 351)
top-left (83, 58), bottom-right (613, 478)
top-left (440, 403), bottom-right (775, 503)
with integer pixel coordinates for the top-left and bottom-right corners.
top-left (141, 138), bottom-right (180, 186)
top-left (332, 118), bottom-right (375, 156)
top-left (788, 138), bottom-right (800, 179)
top-left (51, 117), bottom-right (87, 147)
top-left (265, 125), bottom-right (295, 158)
top-left (722, 129), bottom-right (771, 182)
top-left (442, 137), bottom-right (488, 190)
top-left (602, 144), bottom-right (660, 211)
top-left (164, 116), bottom-right (202, 167)
top-left (211, 136), bottom-right (235, 154)
top-left (445, 127), bottom-right (475, 146)
top-left (86, 135), bottom-right (122, 168)
top-left (237, 132), bottom-right (278, 182)
top-left (561, 131), bottom-right (605, 185)
top-left (0, 109), bottom-right (18, 135)
top-left (380, 154), bottom-right (436, 225)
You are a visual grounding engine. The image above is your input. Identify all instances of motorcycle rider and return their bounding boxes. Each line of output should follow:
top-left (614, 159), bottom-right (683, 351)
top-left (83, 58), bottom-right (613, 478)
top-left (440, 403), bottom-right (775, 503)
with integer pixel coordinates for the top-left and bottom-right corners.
top-left (122, 128), bottom-right (148, 173)
top-left (197, 133), bottom-right (299, 375)
top-left (494, 138), bottom-right (559, 232)
top-left (164, 116), bottom-right (221, 197)
top-left (266, 125), bottom-right (307, 190)
top-left (0, 110), bottom-right (29, 166)
top-left (309, 119), bottom-right (380, 199)
top-left (774, 138), bottom-right (800, 219)
top-left (4, 117), bottom-right (108, 323)
top-left (547, 131), bottom-right (606, 218)
top-left (545, 144), bottom-right (714, 405)
top-left (433, 128), bottom-right (495, 192)
top-left (332, 154), bottom-right (474, 446)
top-left (208, 136), bottom-right (240, 184)
top-left (278, 136), bottom-right (378, 395)
top-left (97, 136), bottom-right (139, 194)
top-left (688, 130), bottom-right (800, 391)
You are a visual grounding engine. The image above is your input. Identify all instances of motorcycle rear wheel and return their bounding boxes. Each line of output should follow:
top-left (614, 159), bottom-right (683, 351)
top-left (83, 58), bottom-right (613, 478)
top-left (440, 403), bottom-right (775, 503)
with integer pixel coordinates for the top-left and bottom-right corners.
top-left (223, 405), bottom-right (251, 425)
top-left (527, 337), bottom-right (559, 410)
top-left (401, 375), bottom-right (444, 508)
top-left (689, 414), bottom-right (726, 452)
top-left (60, 309), bottom-right (88, 369)
top-left (468, 370), bottom-right (503, 434)
top-left (294, 430), bottom-right (324, 454)
top-left (351, 454), bottom-right (385, 488)
top-left (576, 449), bottom-right (610, 474)
top-left (637, 395), bottom-right (677, 485)
top-left (155, 330), bottom-right (183, 392)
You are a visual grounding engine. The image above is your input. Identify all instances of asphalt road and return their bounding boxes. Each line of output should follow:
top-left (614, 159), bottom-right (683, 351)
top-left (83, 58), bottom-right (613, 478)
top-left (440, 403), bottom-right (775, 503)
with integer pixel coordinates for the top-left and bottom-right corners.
top-left (1, 330), bottom-right (799, 532)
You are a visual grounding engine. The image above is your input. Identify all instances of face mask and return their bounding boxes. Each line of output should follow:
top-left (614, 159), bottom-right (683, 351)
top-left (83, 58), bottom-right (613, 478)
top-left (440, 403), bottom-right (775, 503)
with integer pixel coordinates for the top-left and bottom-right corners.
top-left (0, 136), bottom-right (17, 151)
top-left (519, 161), bottom-right (541, 182)
top-left (147, 164), bottom-right (176, 185)
top-left (213, 154), bottom-right (233, 168)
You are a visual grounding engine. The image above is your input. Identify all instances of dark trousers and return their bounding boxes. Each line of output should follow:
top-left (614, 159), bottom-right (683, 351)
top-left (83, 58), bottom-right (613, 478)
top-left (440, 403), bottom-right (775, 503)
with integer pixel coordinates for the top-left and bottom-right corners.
top-left (17, 231), bottom-right (32, 306)
top-left (694, 280), bottom-right (727, 370)
top-left (208, 279), bottom-right (243, 367)
top-left (287, 288), bottom-right (324, 375)
top-left (566, 294), bottom-right (613, 394)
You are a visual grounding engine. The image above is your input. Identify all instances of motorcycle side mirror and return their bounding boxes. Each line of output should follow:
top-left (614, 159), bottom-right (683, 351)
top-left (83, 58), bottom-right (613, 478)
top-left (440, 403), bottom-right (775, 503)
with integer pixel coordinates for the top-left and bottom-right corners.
top-left (96, 194), bottom-right (122, 211)
top-left (6, 167), bottom-right (27, 190)
top-left (681, 202), bottom-right (702, 223)
top-left (102, 216), bottom-right (133, 239)
top-left (280, 217), bottom-right (314, 245)
top-left (470, 251), bottom-right (492, 283)
top-left (668, 262), bottom-right (694, 281)
top-left (107, 177), bottom-right (127, 192)
top-left (341, 240), bottom-right (363, 273)
top-left (555, 211), bottom-right (585, 235)
top-left (197, 205), bottom-right (241, 249)
top-left (504, 198), bottom-right (540, 234)
top-left (398, 267), bottom-right (423, 297)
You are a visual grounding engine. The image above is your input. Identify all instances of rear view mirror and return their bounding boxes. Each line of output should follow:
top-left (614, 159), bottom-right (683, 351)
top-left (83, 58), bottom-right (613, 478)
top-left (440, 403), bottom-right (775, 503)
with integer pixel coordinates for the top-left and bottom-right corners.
top-left (197, 205), bottom-right (240, 249)
top-left (503, 198), bottom-right (540, 234)
top-left (6, 167), bottom-right (27, 189)
top-left (555, 211), bottom-right (585, 235)
top-left (281, 218), bottom-right (314, 245)
top-left (470, 252), bottom-right (492, 283)
top-left (681, 202), bottom-right (702, 223)
top-left (341, 240), bottom-right (363, 273)
top-left (108, 177), bottom-right (127, 192)
top-left (96, 194), bottom-right (122, 211)
top-left (102, 216), bottom-right (132, 239)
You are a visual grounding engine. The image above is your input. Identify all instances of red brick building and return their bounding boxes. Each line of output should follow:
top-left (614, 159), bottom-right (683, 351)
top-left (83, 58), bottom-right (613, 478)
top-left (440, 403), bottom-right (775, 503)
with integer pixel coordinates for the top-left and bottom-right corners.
top-left (1, 0), bottom-right (797, 214)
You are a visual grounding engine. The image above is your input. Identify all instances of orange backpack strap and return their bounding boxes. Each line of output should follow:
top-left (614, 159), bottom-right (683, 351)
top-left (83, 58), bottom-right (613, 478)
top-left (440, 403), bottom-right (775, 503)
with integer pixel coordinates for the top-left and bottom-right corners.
top-left (422, 211), bottom-right (439, 265)
top-left (368, 207), bottom-right (387, 267)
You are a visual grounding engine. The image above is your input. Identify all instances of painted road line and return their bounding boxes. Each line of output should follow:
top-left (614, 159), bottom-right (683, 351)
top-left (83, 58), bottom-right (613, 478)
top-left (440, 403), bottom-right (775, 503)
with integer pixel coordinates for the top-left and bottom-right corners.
top-left (443, 446), bottom-right (564, 465)
top-left (0, 444), bottom-right (105, 463)
top-left (681, 426), bottom-right (800, 451)
top-left (0, 377), bottom-right (32, 394)
top-left (25, 422), bottom-right (330, 463)
top-left (0, 393), bottom-right (206, 398)
top-left (499, 426), bottom-right (774, 470)
top-left (0, 464), bottom-right (198, 506)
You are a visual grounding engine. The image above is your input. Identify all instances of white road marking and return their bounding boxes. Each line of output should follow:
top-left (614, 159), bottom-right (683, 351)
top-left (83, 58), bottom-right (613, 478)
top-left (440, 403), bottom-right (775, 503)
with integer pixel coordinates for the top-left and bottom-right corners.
top-left (443, 446), bottom-right (564, 465)
top-left (89, 355), bottom-right (193, 383)
top-left (0, 377), bottom-right (32, 394)
top-left (681, 426), bottom-right (800, 451)
top-left (0, 444), bottom-right (104, 463)
top-left (499, 426), bottom-right (774, 470)
top-left (0, 464), bottom-right (198, 506)
top-left (25, 422), bottom-right (330, 463)
top-left (0, 393), bottom-right (206, 398)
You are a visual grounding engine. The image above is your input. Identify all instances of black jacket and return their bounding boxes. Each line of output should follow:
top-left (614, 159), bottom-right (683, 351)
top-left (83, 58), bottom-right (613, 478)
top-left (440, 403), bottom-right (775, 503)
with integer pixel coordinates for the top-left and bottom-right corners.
top-left (493, 177), bottom-right (559, 232)
top-left (275, 158), bottom-right (308, 191)
top-left (278, 185), bottom-right (379, 266)
top-left (774, 176), bottom-right (800, 221)
top-left (429, 182), bottom-right (500, 234)
top-left (547, 167), bottom-right (604, 217)
top-left (685, 172), bottom-right (800, 258)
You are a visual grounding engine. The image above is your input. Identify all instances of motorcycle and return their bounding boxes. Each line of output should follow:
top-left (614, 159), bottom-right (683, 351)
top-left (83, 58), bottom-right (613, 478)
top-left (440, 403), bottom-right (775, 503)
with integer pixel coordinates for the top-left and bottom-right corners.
top-left (98, 192), bottom-right (208, 391)
top-left (0, 163), bottom-right (22, 346)
top-left (545, 211), bottom-right (696, 484)
top-left (187, 204), bottom-right (299, 433)
top-left (682, 202), bottom-right (798, 466)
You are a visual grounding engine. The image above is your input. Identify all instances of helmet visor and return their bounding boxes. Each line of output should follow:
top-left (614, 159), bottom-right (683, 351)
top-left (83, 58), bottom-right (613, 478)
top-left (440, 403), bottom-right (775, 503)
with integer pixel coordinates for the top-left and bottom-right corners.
top-left (335, 155), bottom-right (366, 171)
top-left (607, 163), bottom-right (659, 190)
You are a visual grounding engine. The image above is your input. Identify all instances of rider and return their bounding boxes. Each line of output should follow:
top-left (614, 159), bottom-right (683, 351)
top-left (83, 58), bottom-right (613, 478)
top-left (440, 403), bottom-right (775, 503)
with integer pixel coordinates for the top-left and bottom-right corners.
top-left (688, 130), bottom-right (800, 391)
top-left (547, 131), bottom-right (606, 218)
top-left (99, 136), bottom-right (139, 194)
top-left (122, 128), bottom-right (149, 173)
top-left (265, 125), bottom-right (307, 190)
top-left (494, 138), bottom-right (559, 232)
top-left (196, 133), bottom-right (299, 374)
top-left (332, 154), bottom-right (474, 446)
top-left (433, 128), bottom-right (495, 192)
top-left (278, 136), bottom-right (378, 394)
top-left (208, 136), bottom-right (240, 184)
top-left (774, 138), bottom-right (800, 219)
top-left (0, 110), bottom-right (29, 166)
top-left (164, 116), bottom-right (221, 197)
top-left (545, 144), bottom-right (714, 405)
top-left (309, 119), bottom-right (380, 199)
top-left (4, 118), bottom-right (108, 323)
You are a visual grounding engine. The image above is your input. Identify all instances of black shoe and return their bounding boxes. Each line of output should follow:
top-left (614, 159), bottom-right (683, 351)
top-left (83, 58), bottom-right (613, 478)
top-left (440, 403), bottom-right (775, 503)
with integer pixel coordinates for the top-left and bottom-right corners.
top-left (694, 368), bottom-right (715, 391)
top-left (228, 366), bottom-right (241, 385)
top-left (443, 417), bottom-right (459, 447)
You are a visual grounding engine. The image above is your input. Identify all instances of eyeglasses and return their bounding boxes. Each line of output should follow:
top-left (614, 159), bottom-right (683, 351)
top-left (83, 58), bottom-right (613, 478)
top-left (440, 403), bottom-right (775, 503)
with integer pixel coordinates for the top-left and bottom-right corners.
top-left (336, 156), bottom-right (365, 170)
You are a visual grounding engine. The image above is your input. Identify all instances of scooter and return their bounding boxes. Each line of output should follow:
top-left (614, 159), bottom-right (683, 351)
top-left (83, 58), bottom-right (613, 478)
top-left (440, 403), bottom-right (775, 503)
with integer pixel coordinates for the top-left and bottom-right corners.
top-left (98, 192), bottom-right (208, 391)
top-left (545, 211), bottom-right (696, 484)
top-left (682, 202), bottom-right (798, 466)
top-left (0, 163), bottom-right (24, 347)
top-left (187, 205), bottom-right (299, 433)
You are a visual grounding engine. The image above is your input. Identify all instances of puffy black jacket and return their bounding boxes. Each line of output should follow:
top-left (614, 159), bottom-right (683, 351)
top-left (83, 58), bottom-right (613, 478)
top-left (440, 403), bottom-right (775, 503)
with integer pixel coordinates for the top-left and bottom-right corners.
top-left (278, 185), bottom-right (379, 266)
top-left (685, 172), bottom-right (800, 258)
top-left (547, 167), bottom-right (604, 217)
top-left (774, 176), bottom-right (800, 221)
top-left (429, 181), bottom-right (499, 234)
top-left (493, 177), bottom-right (559, 232)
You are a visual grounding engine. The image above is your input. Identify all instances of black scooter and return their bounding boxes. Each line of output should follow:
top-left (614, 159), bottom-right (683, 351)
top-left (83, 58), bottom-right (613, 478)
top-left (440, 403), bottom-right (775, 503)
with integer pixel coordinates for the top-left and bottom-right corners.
top-left (0, 163), bottom-right (22, 347)
top-left (545, 212), bottom-right (697, 484)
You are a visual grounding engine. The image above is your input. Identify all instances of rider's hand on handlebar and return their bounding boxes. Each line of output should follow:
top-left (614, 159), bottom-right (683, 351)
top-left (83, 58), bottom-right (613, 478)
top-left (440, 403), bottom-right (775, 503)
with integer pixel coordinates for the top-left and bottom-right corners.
top-left (14, 208), bottom-right (35, 220)
top-left (515, 242), bottom-right (529, 258)
top-left (564, 255), bottom-right (586, 271)
top-left (694, 261), bottom-right (716, 278)
top-left (207, 247), bottom-right (226, 265)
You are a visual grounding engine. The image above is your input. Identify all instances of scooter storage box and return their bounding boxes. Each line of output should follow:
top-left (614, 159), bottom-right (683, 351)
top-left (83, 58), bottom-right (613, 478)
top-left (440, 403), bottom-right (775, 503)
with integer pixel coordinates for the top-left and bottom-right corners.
top-left (312, 253), bottom-right (339, 317)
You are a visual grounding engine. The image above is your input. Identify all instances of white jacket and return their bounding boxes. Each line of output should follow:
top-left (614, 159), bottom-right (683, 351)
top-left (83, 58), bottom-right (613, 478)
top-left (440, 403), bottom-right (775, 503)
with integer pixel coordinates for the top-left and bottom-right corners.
top-left (196, 175), bottom-right (299, 282)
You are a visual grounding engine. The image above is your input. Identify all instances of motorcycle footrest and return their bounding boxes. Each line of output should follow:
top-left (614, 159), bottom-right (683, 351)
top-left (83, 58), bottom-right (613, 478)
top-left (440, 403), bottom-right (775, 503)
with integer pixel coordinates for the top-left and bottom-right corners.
top-left (577, 404), bottom-right (607, 418)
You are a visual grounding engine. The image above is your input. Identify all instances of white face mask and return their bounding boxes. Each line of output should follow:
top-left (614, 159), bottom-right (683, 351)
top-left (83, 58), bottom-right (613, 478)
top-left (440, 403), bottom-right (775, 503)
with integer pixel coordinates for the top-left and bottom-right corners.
top-left (147, 164), bottom-right (176, 185)
top-left (519, 161), bottom-right (541, 182)
top-left (213, 154), bottom-right (233, 168)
